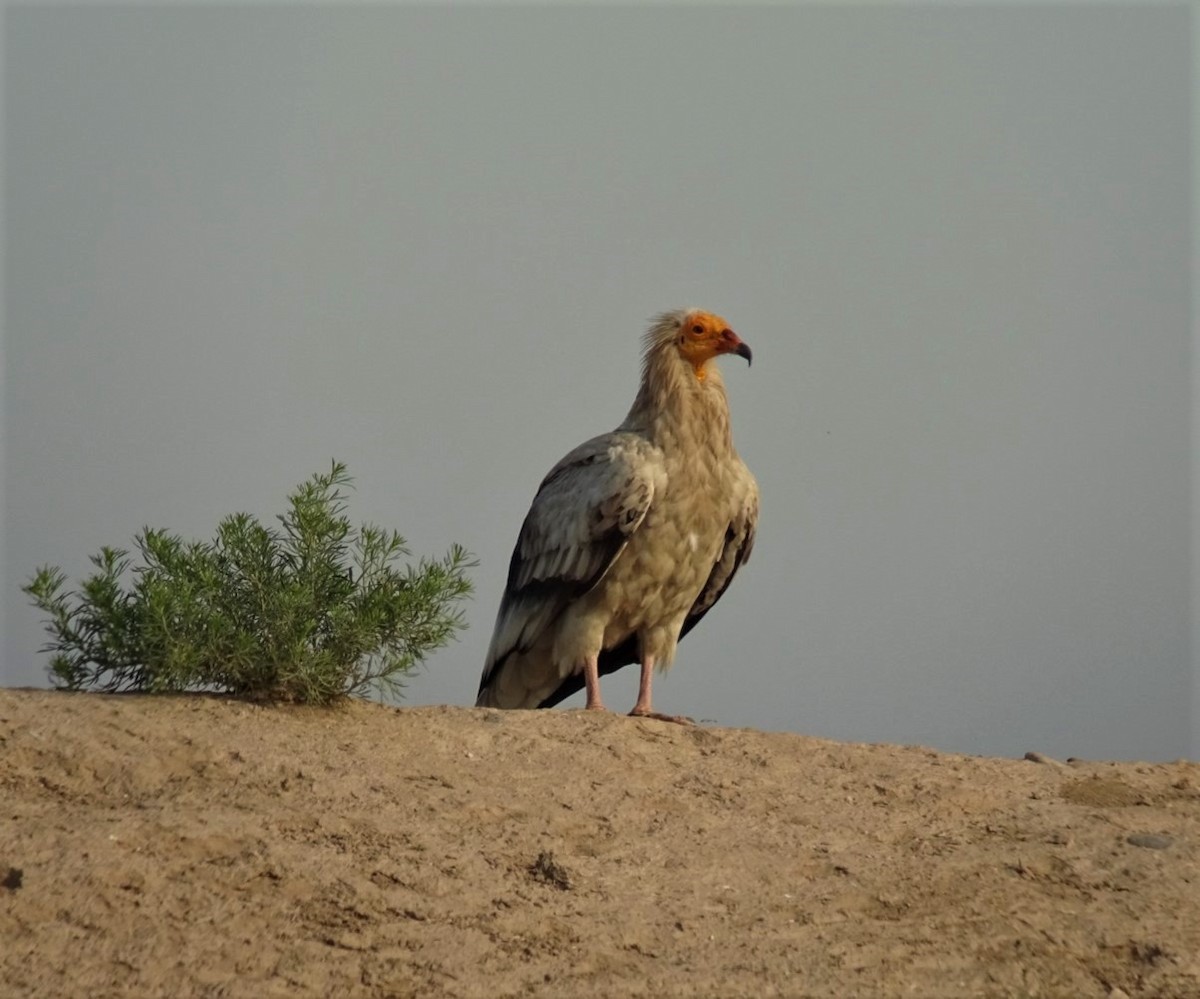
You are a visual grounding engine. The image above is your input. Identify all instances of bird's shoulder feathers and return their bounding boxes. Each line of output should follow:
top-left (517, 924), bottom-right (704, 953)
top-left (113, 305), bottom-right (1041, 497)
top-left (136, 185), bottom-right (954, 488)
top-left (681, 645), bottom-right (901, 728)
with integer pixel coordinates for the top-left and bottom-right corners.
top-left (507, 432), bottom-right (664, 594)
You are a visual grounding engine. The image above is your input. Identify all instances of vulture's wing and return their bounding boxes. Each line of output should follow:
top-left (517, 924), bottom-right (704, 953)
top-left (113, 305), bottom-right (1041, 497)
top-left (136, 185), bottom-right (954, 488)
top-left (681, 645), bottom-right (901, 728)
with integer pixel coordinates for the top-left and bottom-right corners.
top-left (537, 459), bottom-right (759, 708)
top-left (477, 433), bottom-right (662, 702)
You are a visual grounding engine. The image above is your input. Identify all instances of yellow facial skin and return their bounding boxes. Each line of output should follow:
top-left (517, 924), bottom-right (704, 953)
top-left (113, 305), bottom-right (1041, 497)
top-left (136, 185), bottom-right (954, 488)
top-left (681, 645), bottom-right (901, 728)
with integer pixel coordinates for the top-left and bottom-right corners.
top-left (676, 311), bottom-right (752, 380)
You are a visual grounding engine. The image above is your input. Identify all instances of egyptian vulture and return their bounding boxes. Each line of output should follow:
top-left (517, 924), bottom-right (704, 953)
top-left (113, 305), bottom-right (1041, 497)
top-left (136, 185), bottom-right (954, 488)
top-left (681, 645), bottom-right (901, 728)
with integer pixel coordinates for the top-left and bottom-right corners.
top-left (476, 308), bottom-right (758, 719)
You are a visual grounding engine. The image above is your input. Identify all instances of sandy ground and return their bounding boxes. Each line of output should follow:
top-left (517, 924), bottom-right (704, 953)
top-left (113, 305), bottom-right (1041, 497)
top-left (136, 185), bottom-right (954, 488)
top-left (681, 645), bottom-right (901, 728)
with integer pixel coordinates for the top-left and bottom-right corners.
top-left (1, 688), bottom-right (1198, 998)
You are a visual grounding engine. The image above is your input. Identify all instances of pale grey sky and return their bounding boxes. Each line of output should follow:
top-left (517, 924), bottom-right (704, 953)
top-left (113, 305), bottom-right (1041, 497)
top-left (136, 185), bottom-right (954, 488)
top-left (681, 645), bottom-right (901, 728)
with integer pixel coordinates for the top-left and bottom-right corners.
top-left (3, 5), bottom-right (1193, 760)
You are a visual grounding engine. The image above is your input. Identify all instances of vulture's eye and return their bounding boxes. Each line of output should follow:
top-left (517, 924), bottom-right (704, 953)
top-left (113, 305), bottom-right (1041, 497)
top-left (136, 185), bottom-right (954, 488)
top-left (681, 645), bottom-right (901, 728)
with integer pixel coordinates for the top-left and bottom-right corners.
top-left (691, 324), bottom-right (705, 336)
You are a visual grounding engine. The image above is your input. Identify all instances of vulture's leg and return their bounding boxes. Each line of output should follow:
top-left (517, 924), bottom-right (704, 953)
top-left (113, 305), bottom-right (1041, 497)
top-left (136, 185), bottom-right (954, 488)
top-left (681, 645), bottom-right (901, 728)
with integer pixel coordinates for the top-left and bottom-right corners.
top-left (582, 653), bottom-right (606, 711)
top-left (629, 656), bottom-right (693, 725)
top-left (629, 655), bottom-right (657, 715)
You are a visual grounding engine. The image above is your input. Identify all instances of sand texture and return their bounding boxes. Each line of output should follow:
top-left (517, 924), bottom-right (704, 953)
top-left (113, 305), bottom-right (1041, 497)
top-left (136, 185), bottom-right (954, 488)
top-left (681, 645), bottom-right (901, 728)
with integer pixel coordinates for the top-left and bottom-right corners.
top-left (1, 688), bottom-right (1198, 998)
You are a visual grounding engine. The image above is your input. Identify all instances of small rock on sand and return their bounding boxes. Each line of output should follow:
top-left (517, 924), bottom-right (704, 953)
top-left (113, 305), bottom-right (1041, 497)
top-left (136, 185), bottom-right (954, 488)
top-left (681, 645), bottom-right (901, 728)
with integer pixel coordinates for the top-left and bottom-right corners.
top-left (1126, 833), bottom-right (1173, 850)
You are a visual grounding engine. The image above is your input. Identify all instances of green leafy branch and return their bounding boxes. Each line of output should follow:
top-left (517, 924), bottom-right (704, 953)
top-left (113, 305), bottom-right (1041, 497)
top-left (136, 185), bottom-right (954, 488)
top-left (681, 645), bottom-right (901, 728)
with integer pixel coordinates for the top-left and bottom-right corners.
top-left (24, 462), bottom-right (474, 704)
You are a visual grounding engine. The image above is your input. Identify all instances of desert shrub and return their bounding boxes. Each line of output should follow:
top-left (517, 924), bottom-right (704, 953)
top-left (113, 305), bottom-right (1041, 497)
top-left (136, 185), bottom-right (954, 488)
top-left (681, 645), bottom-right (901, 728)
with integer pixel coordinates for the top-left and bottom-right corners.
top-left (23, 462), bottom-right (474, 704)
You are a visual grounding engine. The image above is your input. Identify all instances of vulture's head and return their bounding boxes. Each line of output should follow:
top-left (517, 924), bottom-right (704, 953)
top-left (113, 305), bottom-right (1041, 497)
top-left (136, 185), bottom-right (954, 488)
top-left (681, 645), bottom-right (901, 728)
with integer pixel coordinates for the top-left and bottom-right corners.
top-left (654, 308), bottom-right (752, 380)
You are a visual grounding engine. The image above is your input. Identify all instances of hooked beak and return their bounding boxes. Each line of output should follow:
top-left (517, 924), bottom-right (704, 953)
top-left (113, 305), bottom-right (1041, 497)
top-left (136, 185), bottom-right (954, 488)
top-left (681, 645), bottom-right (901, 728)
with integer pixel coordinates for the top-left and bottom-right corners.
top-left (718, 328), bottom-right (752, 366)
